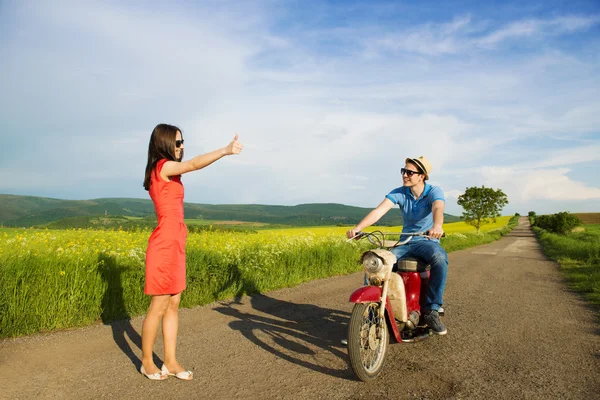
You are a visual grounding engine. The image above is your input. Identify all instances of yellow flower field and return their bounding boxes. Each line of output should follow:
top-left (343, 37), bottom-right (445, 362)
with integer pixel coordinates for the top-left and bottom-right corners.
top-left (0, 215), bottom-right (517, 338)
top-left (0, 226), bottom-right (367, 338)
top-left (259, 216), bottom-right (513, 236)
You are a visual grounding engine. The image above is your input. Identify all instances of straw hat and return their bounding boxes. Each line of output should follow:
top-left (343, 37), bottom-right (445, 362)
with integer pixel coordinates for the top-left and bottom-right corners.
top-left (405, 156), bottom-right (432, 180)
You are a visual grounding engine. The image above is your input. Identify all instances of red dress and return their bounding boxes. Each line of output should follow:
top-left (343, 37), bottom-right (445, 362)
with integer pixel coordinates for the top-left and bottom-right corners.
top-left (145, 159), bottom-right (188, 295)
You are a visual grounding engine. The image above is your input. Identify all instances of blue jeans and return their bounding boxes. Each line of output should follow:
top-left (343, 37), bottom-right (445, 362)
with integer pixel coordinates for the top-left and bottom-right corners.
top-left (391, 240), bottom-right (448, 311)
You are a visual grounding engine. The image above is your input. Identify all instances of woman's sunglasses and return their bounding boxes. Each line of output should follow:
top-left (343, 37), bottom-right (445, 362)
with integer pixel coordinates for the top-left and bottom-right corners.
top-left (175, 139), bottom-right (184, 148)
top-left (401, 168), bottom-right (422, 177)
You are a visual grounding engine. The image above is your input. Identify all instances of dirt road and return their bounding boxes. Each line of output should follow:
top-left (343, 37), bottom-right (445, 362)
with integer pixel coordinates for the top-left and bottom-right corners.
top-left (2, 218), bottom-right (599, 399)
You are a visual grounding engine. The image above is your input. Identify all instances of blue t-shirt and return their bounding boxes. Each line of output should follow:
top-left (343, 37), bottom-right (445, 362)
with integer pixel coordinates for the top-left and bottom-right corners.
top-left (385, 183), bottom-right (445, 241)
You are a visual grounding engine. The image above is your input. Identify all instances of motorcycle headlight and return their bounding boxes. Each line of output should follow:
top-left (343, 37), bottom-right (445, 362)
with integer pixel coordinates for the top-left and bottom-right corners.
top-left (362, 252), bottom-right (384, 274)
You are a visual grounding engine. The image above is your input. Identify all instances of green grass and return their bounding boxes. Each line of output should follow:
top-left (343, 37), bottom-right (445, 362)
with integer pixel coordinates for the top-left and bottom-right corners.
top-left (0, 229), bottom-right (372, 337)
top-left (0, 215), bottom-right (518, 338)
top-left (534, 223), bottom-right (600, 316)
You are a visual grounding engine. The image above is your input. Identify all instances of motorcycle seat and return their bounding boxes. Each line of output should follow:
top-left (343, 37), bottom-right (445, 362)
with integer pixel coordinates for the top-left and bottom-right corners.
top-left (395, 257), bottom-right (431, 272)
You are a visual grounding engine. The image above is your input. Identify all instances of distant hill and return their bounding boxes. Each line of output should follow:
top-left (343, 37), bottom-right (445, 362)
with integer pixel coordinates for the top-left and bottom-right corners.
top-left (0, 194), bottom-right (461, 228)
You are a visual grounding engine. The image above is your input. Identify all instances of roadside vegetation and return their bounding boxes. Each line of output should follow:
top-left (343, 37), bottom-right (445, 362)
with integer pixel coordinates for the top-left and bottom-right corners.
top-left (531, 212), bottom-right (600, 317)
top-left (0, 215), bottom-right (518, 338)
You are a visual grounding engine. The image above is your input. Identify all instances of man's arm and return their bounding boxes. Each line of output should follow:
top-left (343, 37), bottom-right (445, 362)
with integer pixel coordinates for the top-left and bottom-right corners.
top-left (346, 198), bottom-right (395, 238)
top-left (430, 199), bottom-right (445, 239)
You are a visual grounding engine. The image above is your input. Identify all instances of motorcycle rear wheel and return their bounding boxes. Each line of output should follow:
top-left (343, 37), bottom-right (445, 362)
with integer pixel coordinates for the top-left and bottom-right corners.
top-left (347, 302), bottom-right (389, 382)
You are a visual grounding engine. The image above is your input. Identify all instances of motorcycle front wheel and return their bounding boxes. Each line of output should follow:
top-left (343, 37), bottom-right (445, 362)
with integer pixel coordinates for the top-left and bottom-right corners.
top-left (347, 302), bottom-right (389, 382)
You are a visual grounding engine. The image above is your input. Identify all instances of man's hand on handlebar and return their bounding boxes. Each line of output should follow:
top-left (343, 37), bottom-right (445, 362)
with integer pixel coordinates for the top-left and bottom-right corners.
top-left (346, 228), bottom-right (360, 239)
top-left (428, 224), bottom-right (444, 240)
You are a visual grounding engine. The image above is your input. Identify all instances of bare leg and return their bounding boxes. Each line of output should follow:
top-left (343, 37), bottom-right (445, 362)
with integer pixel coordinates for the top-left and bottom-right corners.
top-left (163, 292), bottom-right (186, 373)
top-left (141, 295), bottom-right (170, 374)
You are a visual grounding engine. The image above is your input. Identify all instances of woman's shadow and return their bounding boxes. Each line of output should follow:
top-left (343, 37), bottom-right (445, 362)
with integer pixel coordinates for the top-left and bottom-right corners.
top-left (97, 254), bottom-right (161, 370)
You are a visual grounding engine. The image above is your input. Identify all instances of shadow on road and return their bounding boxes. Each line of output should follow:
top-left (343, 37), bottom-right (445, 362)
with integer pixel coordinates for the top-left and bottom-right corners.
top-left (214, 294), bottom-right (353, 379)
top-left (503, 233), bottom-right (537, 238)
top-left (98, 254), bottom-right (161, 370)
top-left (210, 261), bottom-right (355, 380)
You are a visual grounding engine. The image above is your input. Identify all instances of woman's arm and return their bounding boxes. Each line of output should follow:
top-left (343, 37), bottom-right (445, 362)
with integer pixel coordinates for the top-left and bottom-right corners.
top-left (346, 198), bottom-right (395, 238)
top-left (161, 134), bottom-right (243, 179)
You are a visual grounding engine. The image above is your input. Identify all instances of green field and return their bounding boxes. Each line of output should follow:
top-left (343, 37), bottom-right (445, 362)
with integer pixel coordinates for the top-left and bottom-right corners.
top-left (0, 215), bottom-right (518, 338)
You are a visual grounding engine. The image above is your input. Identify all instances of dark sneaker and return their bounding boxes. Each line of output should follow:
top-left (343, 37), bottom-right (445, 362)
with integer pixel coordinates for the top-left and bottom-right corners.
top-left (423, 310), bottom-right (447, 335)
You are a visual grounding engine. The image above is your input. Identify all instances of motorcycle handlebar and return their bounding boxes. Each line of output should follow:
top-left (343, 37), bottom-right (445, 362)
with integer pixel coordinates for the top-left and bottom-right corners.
top-left (346, 230), bottom-right (445, 243)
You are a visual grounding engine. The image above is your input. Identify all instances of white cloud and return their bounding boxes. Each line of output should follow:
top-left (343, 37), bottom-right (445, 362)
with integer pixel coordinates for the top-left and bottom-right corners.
top-left (444, 189), bottom-right (464, 201)
top-left (361, 14), bottom-right (600, 57)
top-left (476, 15), bottom-right (600, 49)
top-left (522, 145), bottom-right (600, 169)
top-left (443, 164), bottom-right (600, 216)
top-left (365, 16), bottom-right (473, 56)
top-left (480, 166), bottom-right (600, 201)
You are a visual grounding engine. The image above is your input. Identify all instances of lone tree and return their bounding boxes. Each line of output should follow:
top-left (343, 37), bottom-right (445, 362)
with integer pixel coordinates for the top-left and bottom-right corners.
top-left (457, 186), bottom-right (508, 234)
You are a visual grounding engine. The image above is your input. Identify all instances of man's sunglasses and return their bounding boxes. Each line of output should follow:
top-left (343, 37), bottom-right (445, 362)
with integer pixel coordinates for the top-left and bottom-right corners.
top-left (175, 139), bottom-right (184, 148)
top-left (401, 168), bottom-right (422, 177)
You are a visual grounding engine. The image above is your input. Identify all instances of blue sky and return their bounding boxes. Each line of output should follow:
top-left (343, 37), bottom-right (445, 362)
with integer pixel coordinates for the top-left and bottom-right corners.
top-left (1, 0), bottom-right (599, 216)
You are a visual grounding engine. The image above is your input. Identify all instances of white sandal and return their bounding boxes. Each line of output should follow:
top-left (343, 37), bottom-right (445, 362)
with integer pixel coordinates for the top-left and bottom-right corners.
top-left (140, 365), bottom-right (167, 380)
top-left (161, 364), bottom-right (193, 381)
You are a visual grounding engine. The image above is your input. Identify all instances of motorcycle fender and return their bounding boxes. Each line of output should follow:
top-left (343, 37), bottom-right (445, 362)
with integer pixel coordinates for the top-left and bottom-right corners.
top-left (348, 285), bottom-right (383, 303)
top-left (349, 286), bottom-right (403, 343)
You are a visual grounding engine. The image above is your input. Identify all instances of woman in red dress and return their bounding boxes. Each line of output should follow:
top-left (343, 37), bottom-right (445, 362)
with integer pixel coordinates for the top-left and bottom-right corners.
top-left (141, 124), bottom-right (243, 380)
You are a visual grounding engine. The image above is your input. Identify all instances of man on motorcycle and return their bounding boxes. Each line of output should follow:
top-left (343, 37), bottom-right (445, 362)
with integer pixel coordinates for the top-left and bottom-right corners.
top-left (346, 156), bottom-right (448, 335)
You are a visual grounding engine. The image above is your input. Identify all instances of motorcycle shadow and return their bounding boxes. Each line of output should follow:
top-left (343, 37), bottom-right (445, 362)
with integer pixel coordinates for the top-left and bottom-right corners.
top-left (213, 294), bottom-right (356, 380)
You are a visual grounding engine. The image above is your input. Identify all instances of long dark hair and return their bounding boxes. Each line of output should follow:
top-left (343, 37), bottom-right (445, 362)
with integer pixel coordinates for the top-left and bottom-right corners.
top-left (143, 123), bottom-right (183, 190)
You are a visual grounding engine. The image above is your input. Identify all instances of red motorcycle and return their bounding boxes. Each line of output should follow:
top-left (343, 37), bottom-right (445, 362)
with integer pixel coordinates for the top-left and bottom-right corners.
top-left (346, 231), bottom-right (444, 381)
